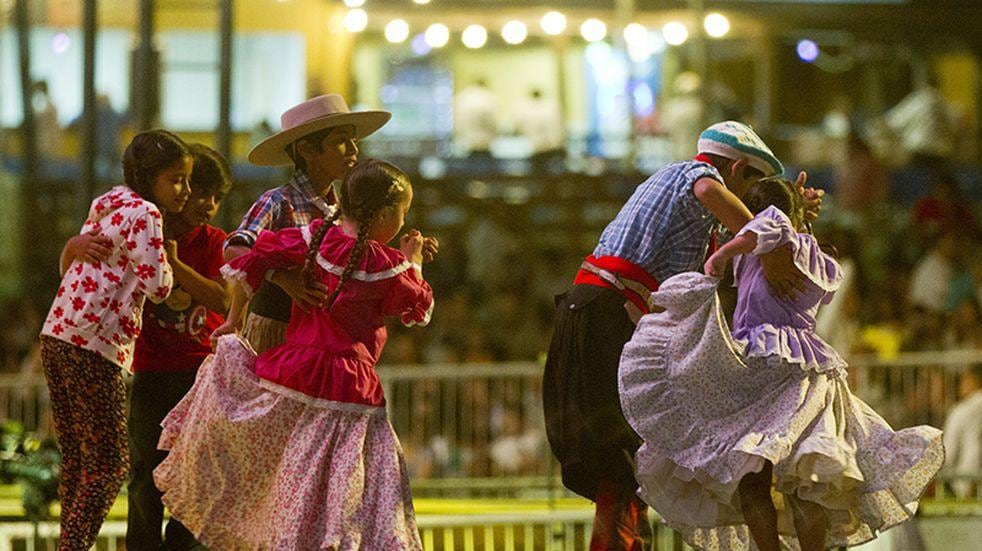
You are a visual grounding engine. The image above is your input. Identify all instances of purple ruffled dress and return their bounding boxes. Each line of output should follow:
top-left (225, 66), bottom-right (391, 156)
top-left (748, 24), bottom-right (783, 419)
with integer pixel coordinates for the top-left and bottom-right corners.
top-left (618, 207), bottom-right (943, 550)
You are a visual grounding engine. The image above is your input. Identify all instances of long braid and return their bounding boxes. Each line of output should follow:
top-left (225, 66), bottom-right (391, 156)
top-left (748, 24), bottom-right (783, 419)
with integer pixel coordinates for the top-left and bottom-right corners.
top-left (324, 158), bottom-right (412, 310)
top-left (325, 207), bottom-right (376, 308)
top-left (300, 209), bottom-right (342, 286)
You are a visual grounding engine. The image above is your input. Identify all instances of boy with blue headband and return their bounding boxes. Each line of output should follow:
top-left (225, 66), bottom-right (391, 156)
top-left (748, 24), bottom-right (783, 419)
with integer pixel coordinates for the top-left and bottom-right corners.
top-left (543, 121), bottom-right (824, 549)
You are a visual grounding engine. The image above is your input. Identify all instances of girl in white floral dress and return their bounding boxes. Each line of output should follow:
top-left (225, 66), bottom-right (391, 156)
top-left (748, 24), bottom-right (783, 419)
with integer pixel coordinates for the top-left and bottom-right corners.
top-left (618, 178), bottom-right (944, 551)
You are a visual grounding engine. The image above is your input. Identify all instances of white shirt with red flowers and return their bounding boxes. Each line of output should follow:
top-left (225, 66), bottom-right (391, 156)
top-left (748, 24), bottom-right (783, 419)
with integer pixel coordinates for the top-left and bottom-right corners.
top-left (41, 186), bottom-right (174, 371)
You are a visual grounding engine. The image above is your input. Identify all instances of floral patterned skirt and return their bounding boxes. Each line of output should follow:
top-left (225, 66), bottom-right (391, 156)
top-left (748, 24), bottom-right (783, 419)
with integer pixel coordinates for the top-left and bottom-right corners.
top-left (154, 335), bottom-right (422, 550)
top-left (618, 273), bottom-right (944, 550)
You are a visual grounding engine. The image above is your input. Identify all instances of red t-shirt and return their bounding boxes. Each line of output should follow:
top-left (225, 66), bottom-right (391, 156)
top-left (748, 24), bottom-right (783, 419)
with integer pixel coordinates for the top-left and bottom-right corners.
top-left (132, 224), bottom-right (227, 372)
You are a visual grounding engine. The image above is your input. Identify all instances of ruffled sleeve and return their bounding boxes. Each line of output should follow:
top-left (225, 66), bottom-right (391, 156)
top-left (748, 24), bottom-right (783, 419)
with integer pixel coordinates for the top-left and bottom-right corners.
top-left (221, 219), bottom-right (321, 298)
top-left (737, 206), bottom-right (842, 294)
top-left (381, 262), bottom-right (434, 327)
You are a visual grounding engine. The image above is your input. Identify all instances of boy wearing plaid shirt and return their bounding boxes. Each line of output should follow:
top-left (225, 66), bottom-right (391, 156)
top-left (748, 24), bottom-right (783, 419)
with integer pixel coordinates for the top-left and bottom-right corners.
top-left (543, 121), bottom-right (823, 549)
top-left (225, 94), bottom-right (390, 353)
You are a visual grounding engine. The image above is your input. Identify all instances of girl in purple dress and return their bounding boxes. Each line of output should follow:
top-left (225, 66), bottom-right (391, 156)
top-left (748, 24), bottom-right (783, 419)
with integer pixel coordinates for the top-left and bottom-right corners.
top-left (154, 159), bottom-right (436, 549)
top-left (618, 178), bottom-right (943, 551)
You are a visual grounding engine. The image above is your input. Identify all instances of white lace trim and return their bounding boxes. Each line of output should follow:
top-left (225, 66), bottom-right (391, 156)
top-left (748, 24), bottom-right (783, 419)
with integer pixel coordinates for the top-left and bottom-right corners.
top-left (403, 299), bottom-right (434, 328)
top-left (257, 378), bottom-right (386, 417)
top-left (220, 265), bottom-right (256, 298)
top-left (300, 223), bottom-right (414, 282)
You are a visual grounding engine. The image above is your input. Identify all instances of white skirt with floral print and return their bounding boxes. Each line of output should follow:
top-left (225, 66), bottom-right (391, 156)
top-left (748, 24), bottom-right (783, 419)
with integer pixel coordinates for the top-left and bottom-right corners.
top-left (154, 335), bottom-right (422, 550)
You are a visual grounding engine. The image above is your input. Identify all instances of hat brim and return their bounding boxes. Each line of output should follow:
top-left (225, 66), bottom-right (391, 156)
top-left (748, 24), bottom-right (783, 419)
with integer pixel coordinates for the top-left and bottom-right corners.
top-left (248, 110), bottom-right (392, 166)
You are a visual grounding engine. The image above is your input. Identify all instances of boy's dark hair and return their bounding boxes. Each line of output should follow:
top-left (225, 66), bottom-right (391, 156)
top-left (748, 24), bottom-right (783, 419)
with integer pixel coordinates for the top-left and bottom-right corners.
top-left (701, 152), bottom-right (765, 181)
top-left (301, 158), bottom-right (412, 308)
top-left (742, 177), bottom-right (805, 231)
top-left (188, 143), bottom-right (232, 196)
top-left (122, 130), bottom-right (192, 200)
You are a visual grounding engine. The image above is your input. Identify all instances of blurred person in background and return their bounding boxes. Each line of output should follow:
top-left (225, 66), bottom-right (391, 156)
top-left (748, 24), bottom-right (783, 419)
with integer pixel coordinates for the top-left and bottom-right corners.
top-left (514, 88), bottom-right (564, 174)
top-left (884, 77), bottom-right (960, 170)
top-left (942, 364), bottom-right (982, 498)
top-left (908, 232), bottom-right (958, 315)
top-left (454, 78), bottom-right (498, 162)
top-left (31, 80), bottom-right (62, 160)
top-left (223, 94), bottom-right (390, 354)
top-left (659, 72), bottom-right (704, 162)
top-left (913, 170), bottom-right (976, 240)
top-left (833, 131), bottom-right (890, 220)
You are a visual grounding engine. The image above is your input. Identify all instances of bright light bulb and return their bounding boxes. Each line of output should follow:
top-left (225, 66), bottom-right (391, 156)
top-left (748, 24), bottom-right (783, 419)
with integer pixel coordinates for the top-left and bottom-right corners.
top-left (413, 0), bottom-right (431, 4)
top-left (704, 13), bottom-right (730, 38)
top-left (425, 23), bottom-right (450, 48)
top-left (623, 23), bottom-right (648, 47)
top-left (385, 19), bottom-right (410, 43)
top-left (343, 0), bottom-right (365, 7)
top-left (461, 24), bottom-right (488, 49)
top-left (662, 22), bottom-right (688, 46)
top-left (540, 11), bottom-right (566, 36)
top-left (797, 39), bottom-right (819, 62)
top-left (580, 19), bottom-right (607, 42)
top-left (501, 20), bottom-right (527, 45)
top-left (343, 9), bottom-right (367, 32)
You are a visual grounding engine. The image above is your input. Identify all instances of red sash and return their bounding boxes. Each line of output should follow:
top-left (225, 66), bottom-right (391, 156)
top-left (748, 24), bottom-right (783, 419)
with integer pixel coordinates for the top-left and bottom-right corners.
top-left (574, 255), bottom-right (660, 315)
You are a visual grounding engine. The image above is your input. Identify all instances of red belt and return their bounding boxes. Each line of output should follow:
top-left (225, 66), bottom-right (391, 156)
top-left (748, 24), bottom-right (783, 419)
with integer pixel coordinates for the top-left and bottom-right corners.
top-left (574, 255), bottom-right (660, 315)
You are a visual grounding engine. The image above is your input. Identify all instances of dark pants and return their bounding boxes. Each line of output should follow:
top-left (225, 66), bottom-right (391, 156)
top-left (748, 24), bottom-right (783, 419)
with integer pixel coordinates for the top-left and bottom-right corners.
top-left (543, 285), bottom-right (652, 550)
top-left (127, 370), bottom-right (200, 551)
top-left (40, 336), bottom-right (130, 551)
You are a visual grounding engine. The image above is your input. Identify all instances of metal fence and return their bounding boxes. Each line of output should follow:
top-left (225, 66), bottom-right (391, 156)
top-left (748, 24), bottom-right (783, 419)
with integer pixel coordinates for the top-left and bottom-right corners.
top-left (2, 348), bottom-right (981, 487)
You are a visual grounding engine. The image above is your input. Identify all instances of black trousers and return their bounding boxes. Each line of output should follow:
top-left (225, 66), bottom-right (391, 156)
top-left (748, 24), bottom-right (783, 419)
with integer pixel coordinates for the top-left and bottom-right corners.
top-left (126, 370), bottom-right (201, 551)
top-left (543, 284), bottom-right (642, 500)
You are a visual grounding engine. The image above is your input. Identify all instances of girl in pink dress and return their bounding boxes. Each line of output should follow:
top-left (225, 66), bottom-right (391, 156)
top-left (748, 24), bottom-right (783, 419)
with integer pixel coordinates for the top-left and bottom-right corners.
top-left (618, 178), bottom-right (943, 551)
top-left (154, 159), bottom-right (437, 549)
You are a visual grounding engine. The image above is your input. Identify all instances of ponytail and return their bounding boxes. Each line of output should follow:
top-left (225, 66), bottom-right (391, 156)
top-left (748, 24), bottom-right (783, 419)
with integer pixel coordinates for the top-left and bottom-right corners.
top-left (300, 209), bottom-right (342, 287)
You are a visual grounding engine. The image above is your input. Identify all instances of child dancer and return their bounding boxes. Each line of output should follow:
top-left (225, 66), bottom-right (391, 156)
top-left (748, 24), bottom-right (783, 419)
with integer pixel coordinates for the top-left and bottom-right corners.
top-left (154, 159), bottom-right (436, 549)
top-left (543, 121), bottom-right (822, 548)
top-left (63, 143), bottom-right (230, 550)
top-left (619, 178), bottom-right (944, 550)
top-left (39, 130), bottom-right (191, 550)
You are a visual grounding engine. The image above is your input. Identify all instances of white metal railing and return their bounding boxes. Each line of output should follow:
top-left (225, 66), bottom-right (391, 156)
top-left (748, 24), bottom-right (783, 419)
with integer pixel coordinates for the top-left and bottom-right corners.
top-left (2, 349), bottom-right (981, 482)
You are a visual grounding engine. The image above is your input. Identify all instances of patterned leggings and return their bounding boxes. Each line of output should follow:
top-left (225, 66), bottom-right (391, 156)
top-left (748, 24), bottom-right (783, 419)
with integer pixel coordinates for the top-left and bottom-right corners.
top-left (40, 336), bottom-right (129, 551)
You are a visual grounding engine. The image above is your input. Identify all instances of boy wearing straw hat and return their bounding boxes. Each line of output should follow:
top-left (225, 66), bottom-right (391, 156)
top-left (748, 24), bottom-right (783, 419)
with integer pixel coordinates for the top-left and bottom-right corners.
top-left (543, 121), bottom-right (824, 549)
top-left (224, 94), bottom-right (390, 353)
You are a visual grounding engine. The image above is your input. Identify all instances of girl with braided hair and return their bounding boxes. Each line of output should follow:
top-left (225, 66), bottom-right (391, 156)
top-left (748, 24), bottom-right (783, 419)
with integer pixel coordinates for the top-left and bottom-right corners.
top-left (153, 159), bottom-right (436, 549)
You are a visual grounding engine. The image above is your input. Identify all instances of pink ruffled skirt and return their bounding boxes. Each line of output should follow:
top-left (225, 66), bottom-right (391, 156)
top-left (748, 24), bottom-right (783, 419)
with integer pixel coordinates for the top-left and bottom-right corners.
top-left (618, 273), bottom-right (944, 550)
top-left (154, 335), bottom-right (422, 550)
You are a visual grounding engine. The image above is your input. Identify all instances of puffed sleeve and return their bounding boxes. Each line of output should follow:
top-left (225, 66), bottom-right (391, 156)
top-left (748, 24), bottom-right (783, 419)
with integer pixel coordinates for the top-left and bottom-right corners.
top-left (381, 263), bottom-right (434, 327)
top-left (220, 219), bottom-right (321, 298)
top-left (738, 205), bottom-right (842, 293)
top-left (128, 207), bottom-right (174, 304)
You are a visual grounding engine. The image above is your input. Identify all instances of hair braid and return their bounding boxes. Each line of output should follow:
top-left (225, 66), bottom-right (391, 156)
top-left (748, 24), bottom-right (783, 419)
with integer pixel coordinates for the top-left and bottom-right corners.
top-left (300, 209), bottom-right (342, 287)
top-left (324, 209), bottom-right (373, 309)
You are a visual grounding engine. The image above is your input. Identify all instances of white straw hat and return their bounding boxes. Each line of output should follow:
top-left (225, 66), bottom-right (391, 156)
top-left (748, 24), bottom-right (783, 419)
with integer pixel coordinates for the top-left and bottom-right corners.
top-left (248, 94), bottom-right (391, 166)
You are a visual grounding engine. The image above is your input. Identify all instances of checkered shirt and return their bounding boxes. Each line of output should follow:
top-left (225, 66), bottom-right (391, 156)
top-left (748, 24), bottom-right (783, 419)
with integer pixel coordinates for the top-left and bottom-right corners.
top-left (593, 160), bottom-right (725, 283)
top-left (224, 171), bottom-right (337, 250)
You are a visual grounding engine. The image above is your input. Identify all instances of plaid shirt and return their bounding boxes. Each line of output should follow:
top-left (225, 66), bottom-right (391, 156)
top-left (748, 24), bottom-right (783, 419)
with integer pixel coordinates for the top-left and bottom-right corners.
top-left (593, 159), bottom-right (724, 283)
top-left (224, 171), bottom-right (337, 250)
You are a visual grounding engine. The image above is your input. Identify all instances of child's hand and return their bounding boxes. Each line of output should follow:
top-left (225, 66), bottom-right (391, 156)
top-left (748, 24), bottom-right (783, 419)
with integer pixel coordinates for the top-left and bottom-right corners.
top-left (164, 238), bottom-right (179, 262)
top-left (68, 232), bottom-right (113, 264)
top-left (795, 171), bottom-right (825, 222)
top-left (704, 252), bottom-right (729, 278)
top-left (210, 319), bottom-right (240, 343)
top-left (421, 236), bottom-right (439, 263)
top-left (400, 229), bottom-right (424, 264)
top-left (269, 268), bottom-right (330, 313)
